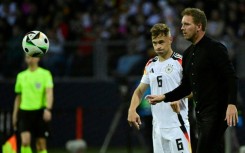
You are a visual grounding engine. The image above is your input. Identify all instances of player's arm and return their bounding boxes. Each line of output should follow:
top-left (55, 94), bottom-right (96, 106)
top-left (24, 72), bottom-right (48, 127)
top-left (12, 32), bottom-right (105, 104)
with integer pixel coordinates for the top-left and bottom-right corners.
top-left (147, 76), bottom-right (192, 104)
top-left (43, 87), bottom-right (53, 122)
top-left (12, 94), bottom-right (21, 130)
top-left (46, 87), bottom-right (53, 110)
top-left (128, 83), bottom-right (149, 130)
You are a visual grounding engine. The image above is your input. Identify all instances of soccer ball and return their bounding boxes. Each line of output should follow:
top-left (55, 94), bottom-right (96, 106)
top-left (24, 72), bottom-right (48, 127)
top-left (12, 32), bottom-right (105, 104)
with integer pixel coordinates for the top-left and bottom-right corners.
top-left (22, 30), bottom-right (49, 57)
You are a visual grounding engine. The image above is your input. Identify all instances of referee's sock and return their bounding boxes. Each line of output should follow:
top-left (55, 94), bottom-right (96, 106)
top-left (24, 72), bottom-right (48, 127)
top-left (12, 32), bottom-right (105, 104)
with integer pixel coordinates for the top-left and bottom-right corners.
top-left (37, 150), bottom-right (47, 153)
top-left (21, 146), bottom-right (32, 153)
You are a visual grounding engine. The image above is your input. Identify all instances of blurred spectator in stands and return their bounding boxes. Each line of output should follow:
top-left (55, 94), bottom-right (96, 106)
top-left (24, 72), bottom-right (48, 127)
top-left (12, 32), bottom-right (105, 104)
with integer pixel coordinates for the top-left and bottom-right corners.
top-left (0, 0), bottom-right (19, 26)
top-left (0, 17), bottom-right (11, 43)
top-left (20, 0), bottom-right (38, 32)
top-left (3, 25), bottom-right (24, 77)
top-left (0, 18), bottom-right (11, 78)
top-left (226, 2), bottom-right (240, 35)
top-left (113, 48), bottom-right (143, 77)
top-left (0, 0), bottom-right (244, 80)
top-left (173, 29), bottom-right (191, 54)
top-left (145, 5), bottom-right (161, 27)
top-left (113, 26), bottom-right (145, 77)
top-left (107, 24), bottom-right (127, 76)
top-left (20, 0), bottom-right (34, 16)
top-left (220, 26), bottom-right (237, 62)
top-left (42, 27), bottom-right (65, 77)
top-left (0, 34), bottom-right (5, 78)
top-left (206, 9), bottom-right (224, 39)
top-left (159, 0), bottom-right (178, 37)
top-left (24, 15), bottom-right (37, 32)
top-left (68, 29), bottom-right (95, 76)
top-left (66, 10), bottom-right (96, 76)
top-left (235, 24), bottom-right (245, 149)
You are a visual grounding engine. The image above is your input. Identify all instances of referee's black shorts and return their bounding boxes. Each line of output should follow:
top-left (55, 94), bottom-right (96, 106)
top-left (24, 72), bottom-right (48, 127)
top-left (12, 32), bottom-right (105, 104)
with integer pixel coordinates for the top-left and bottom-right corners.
top-left (18, 109), bottom-right (50, 138)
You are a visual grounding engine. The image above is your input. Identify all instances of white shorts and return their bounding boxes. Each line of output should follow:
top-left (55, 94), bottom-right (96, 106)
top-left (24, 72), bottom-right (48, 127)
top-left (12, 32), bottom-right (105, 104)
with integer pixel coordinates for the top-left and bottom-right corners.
top-left (153, 125), bottom-right (192, 153)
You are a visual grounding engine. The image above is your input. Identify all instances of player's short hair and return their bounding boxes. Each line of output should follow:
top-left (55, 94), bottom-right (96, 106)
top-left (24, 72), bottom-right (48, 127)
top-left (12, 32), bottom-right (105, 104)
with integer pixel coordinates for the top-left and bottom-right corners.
top-left (181, 8), bottom-right (207, 31)
top-left (150, 23), bottom-right (170, 39)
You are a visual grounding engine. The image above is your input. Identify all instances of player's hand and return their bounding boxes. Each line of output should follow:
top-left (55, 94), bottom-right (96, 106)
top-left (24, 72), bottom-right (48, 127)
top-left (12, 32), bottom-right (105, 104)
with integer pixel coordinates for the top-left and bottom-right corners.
top-left (43, 109), bottom-right (52, 122)
top-left (170, 101), bottom-right (180, 113)
top-left (128, 110), bottom-right (141, 130)
top-left (145, 94), bottom-right (165, 105)
top-left (225, 104), bottom-right (238, 127)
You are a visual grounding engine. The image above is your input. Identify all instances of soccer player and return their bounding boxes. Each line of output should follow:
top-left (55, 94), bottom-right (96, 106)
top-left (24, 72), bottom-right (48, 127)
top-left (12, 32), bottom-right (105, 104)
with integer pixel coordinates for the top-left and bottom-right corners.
top-left (12, 55), bottom-right (54, 153)
top-left (146, 8), bottom-right (238, 153)
top-left (127, 23), bottom-right (192, 153)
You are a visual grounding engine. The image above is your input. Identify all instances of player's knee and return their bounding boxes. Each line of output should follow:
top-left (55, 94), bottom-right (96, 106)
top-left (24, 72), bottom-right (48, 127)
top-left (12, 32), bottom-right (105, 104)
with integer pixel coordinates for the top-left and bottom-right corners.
top-left (21, 140), bottom-right (31, 146)
top-left (37, 144), bottom-right (47, 150)
top-left (36, 138), bottom-right (47, 150)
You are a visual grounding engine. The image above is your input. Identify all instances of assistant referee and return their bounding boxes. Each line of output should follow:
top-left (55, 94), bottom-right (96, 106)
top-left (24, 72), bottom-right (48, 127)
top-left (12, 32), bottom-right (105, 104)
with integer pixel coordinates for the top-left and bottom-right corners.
top-left (12, 55), bottom-right (54, 153)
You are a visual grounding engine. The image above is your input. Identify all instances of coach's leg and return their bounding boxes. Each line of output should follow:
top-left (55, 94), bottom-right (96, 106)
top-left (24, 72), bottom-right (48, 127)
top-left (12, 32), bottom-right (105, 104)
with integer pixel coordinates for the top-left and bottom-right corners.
top-left (196, 117), bottom-right (227, 153)
top-left (20, 131), bottom-right (32, 153)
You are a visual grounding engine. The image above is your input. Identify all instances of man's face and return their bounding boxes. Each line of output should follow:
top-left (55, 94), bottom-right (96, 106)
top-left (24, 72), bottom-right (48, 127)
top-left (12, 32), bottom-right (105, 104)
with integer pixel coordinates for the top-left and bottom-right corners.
top-left (181, 15), bottom-right (198, 42)
top-left (25, 55), bottom-right (40, 65)
top-left (152, 34), bottom-right (172, 57)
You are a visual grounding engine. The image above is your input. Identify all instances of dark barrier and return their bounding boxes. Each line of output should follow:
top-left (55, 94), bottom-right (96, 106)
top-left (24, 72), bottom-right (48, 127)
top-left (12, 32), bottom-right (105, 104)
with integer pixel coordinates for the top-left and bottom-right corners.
top-left (0, 80), bottom-right (129, 148)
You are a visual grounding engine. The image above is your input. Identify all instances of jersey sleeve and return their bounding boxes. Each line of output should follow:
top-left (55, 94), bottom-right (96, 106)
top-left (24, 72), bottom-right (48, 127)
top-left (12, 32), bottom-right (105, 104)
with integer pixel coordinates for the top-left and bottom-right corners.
top-left (14, 74), bottom-right (22, 94)
top-left (45, 71), bottom-right (54, 88)
top-left (140, 61), bottom-right (150, 85)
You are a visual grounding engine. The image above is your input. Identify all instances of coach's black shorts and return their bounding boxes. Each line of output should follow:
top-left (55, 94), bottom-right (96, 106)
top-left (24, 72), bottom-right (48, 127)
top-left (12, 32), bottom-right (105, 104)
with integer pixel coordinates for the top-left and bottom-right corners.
top-left (18, 109), bottom-right (50, 138)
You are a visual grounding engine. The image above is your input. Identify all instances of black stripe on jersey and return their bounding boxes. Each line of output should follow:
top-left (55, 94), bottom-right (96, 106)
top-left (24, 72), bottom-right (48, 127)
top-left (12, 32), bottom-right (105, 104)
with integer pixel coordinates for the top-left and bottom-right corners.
top-left (177, 113), bottom-right (185, 127)
top-left (171, 52), bottom-right (182, 60)
top-left (177, 113), bottom-right (190, 142)
top-left (145, 56), bottom-right (158, 66)
top-left (152, 56), bottom-right (158, 62)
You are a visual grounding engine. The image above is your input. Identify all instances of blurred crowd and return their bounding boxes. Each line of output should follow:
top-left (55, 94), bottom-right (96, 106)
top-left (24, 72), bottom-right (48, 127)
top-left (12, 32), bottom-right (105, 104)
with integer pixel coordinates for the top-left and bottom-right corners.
top-left (0, 0), bottom-right (244, 79)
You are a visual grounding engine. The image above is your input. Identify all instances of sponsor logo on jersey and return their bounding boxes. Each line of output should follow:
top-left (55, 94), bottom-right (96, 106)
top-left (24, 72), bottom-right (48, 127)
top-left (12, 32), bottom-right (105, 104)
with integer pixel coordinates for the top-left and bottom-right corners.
top-left (150, 68), bottom-right (154, 73)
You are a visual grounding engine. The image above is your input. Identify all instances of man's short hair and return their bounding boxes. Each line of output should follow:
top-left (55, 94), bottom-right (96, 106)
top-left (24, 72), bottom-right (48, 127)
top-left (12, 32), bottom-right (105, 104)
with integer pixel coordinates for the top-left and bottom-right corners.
top-left (181, 8), bottom-right (207, 31)
top-left (150, 23), bottom-right (170, 39)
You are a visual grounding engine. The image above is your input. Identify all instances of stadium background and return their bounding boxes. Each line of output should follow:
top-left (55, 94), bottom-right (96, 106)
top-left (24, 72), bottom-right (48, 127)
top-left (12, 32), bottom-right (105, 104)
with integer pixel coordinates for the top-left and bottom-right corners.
top-left (0, 0), bottom-right (245, 152)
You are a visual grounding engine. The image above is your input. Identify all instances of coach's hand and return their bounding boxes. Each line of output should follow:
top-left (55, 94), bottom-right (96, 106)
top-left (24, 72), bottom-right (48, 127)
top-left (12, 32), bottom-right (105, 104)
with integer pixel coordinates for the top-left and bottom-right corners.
top-left (145, 94), bottom-right (165, 105)
top-left (128, 110), bottom-right (141, 130)
top-left (225, 104), bottom-right (238, 127)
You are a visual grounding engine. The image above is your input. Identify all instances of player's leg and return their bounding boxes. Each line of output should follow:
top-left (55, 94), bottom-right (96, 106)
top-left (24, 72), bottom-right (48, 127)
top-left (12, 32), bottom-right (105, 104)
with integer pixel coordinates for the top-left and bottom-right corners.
top-left (152, 125), bottom-right (166, 153)
top-left (36, 137), bottom-right (47, 153)
top-left (153, 126), bottom-right (183, 153)
top-left (168, 126), bottom-right (192, 153)
top-left (35, 109), bottom-right (50, 153)
top-left (20, 131), bottom-right (32, 153)
top-left (18, 110), bottom-right (33, 153)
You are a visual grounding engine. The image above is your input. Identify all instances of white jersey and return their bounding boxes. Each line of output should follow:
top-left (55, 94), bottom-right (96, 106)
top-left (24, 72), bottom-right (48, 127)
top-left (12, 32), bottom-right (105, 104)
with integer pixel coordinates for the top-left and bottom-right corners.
top-left (141, 52), bottom-right (189, 128)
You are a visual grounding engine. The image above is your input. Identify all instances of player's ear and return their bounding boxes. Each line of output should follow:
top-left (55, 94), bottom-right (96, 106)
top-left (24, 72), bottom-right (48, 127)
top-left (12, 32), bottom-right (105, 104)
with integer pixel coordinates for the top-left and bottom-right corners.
top-left (169, 36), bottom-right (173, 43)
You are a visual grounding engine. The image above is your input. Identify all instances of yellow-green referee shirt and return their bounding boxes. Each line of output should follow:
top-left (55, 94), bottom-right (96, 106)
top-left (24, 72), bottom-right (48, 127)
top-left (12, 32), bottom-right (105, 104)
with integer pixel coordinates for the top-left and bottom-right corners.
top-left (15, 67), bottom-right (53, 110)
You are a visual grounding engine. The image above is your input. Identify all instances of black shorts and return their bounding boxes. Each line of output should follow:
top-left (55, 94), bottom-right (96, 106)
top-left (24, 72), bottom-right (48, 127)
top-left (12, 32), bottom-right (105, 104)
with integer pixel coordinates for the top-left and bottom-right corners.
top-left (18, 109), bottom-right (50, 138)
